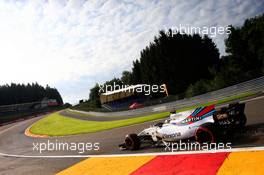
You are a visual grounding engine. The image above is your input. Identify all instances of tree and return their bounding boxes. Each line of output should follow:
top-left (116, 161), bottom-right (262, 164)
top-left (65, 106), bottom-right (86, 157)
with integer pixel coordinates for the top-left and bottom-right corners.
top-left (0, 83), bottom-right (63, 106)
top-left (121, 71), bottom-right (132, 85)
top-left (185, 13), bottom-right (264, 96)
top-left (89, 83), bottom-right (100, 101)
top-left (225, 14), bottom-right (264, 81)
top-left (88, 83), bottom-right (101, 108)
top-left (131, 30), bottom-right (220, 95)
top-left (86, 13), bottom-right (264, 104)
top-left (131, 60), bottom-right (142, 84)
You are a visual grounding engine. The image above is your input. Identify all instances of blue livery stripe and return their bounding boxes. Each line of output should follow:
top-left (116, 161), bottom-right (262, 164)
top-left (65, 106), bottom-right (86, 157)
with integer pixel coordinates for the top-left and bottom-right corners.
top-left (199, 109), bottom-right (216, 119)
top-left (192, 107), bottom-right (203, 116)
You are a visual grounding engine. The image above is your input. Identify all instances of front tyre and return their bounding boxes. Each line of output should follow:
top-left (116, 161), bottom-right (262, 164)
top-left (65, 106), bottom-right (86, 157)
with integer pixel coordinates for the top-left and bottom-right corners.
top-left (125, 134), bottom-right (141, 150)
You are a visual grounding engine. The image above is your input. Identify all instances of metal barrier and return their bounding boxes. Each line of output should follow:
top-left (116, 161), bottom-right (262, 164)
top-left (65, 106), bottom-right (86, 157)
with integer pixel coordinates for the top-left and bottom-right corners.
top-left (82, 76), bottom-right (264, 117)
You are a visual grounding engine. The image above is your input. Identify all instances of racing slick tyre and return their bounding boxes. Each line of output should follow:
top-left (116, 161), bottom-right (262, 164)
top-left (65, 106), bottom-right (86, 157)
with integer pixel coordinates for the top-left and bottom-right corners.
top-left (195, 123), bottom-right (217, 144)
top-left (125, 134), bottom-right (141, 150)
top-left (236, 114), bottom-right (247, 128)
top-left (154, 122), bottom-right (164, 127)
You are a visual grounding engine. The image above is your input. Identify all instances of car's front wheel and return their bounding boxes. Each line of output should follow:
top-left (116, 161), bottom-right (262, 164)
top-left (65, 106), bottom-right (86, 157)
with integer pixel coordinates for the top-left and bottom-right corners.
top-left (125, 134), bottom-right (141, 150)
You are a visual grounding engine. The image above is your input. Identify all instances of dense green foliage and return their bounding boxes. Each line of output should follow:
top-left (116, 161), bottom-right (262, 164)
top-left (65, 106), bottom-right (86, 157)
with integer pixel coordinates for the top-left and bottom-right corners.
top-left (187, 14), bottom-right (264, 96)
top-left (84, 14), bottom-right (264, 107)
top-left (131, 32), bottom-right (219, 94)
top-left (225, 14), bottom-right (264, 80)
top-left (0, 83), bottom-right (63, 106)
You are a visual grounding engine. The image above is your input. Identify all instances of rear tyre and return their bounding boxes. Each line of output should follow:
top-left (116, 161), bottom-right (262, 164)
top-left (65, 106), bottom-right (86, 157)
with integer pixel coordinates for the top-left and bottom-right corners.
top-left (237, 114), bottom-right (247, 127)
top-left (195, 123), bottom-right (216, 144)
top-left (125, 134), bottom-right (141, 150)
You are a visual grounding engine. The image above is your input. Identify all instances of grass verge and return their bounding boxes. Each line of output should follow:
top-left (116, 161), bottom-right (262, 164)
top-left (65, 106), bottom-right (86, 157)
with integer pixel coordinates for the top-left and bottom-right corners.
top-left (29, 112), bottom-right (169, 136)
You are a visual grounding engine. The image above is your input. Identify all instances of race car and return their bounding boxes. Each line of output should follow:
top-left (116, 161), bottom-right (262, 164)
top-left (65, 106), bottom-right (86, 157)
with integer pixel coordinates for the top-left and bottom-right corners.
top-left (129, 102), bottom-right (144, 110)
top-left (119, 102), bottom-right (246, 150)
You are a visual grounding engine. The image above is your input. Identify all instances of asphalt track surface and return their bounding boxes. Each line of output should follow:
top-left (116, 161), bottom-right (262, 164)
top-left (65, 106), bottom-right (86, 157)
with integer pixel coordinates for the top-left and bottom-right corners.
top-left (0, 96), bottom-right (264, 174)
top-left (60, 110), bottom-right (153, 121)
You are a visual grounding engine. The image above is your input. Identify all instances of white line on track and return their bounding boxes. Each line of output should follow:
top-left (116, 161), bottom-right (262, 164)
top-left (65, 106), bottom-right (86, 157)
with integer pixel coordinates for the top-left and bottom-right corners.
top-left (242, 95), bottom-right (264, 103)
top-left (1, 146), bottom-right (264, 158)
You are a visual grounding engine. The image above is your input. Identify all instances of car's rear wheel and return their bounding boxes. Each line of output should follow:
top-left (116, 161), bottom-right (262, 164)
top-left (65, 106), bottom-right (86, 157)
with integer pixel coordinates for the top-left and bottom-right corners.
top-left (236, 114), bottom-right (247, 127)
top-left (195, 123), bottom-right (216, 143)
top-left (125, 134), bottom-right (141, 150)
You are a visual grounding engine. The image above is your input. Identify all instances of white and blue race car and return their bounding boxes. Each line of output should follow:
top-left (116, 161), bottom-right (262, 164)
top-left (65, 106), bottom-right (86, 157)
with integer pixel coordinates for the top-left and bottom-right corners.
top-left (119, 103), bottom-right (246, 150)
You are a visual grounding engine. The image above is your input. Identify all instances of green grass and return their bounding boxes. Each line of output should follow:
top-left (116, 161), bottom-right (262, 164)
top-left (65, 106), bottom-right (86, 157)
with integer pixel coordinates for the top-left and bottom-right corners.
top-left (29, 112), bottom-right (169, 136)
top-left (29, 91), bottom-right (255, 136)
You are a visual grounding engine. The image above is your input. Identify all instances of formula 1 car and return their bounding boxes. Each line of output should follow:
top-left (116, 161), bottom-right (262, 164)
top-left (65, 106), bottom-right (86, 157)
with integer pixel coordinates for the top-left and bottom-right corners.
top-left (119, 103), bottom-right (246, 150)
